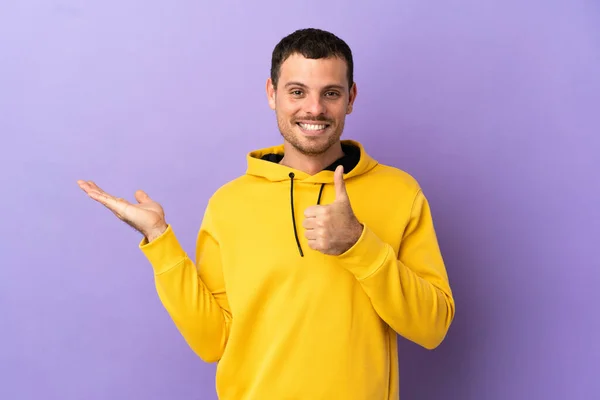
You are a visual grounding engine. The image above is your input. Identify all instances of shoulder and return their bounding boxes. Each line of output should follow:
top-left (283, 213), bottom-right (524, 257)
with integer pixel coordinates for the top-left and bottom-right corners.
top-left (205, 174), bottom-right (256, 208)
top-left (366, 162), bottom-right (422, 194)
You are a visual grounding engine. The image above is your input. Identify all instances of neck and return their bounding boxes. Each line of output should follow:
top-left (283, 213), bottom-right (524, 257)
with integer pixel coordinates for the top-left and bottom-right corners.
top-left (279, 141), bottom-right (344, 175)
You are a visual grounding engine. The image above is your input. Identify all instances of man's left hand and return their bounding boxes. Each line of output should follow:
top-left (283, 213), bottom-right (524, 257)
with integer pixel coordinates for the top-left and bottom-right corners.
top-left (303, 165), bottom-right (363, 256)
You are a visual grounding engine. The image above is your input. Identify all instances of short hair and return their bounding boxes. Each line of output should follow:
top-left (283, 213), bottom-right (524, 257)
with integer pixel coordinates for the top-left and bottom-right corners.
top-left (270, 28), bottom-right (354, 90)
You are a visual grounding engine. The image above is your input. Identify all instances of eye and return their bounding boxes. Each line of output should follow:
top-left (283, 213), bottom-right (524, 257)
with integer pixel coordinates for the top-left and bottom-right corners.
top-left (290, 90), bottom-right (304, 97)
top-left (325, 91), bottom-right (340, 98)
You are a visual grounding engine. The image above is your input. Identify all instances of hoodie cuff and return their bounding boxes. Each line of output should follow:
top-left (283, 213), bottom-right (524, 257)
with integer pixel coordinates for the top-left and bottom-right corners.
top-left (337, 224), bottom-right (391, 280)
top-left (139, 224), bottom-right (188, 275)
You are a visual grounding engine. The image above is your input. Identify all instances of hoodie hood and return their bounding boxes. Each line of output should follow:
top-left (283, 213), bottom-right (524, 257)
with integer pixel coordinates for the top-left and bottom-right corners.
top-left (245, 140), bottom-right (379, 183)
top-left (245, 140), bottom-right (378, 257)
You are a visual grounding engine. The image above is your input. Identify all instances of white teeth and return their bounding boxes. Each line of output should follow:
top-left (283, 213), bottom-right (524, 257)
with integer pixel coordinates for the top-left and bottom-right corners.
top-left (298, 123), bottom-right (327, 131)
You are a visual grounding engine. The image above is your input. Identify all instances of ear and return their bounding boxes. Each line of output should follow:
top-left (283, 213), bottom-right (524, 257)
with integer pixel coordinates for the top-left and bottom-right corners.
top-left (346, 82), bottom-right (357, 115)
top-left (346, 82), bottom-right (358, 114)
top-left (266, 78), bottom-right (277, 110)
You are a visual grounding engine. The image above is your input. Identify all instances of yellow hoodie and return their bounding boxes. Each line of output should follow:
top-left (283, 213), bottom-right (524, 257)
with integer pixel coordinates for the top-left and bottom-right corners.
top-left (140, 140), bottom-right (455, 399)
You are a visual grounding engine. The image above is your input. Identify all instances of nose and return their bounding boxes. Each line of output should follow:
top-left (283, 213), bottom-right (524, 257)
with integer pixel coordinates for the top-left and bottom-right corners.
top-left (304, 93), bottom-right (326, 116)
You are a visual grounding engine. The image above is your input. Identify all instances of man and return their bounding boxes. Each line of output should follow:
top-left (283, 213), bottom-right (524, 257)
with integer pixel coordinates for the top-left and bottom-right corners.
top-left (78, 28), bottom-right (454, 399)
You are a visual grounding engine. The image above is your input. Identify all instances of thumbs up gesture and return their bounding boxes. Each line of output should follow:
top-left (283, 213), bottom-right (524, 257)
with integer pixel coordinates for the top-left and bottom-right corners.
top-left (303, 165), bottom-right (364, 255)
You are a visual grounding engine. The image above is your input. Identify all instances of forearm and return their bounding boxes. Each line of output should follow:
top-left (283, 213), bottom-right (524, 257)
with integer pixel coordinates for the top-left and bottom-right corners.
top-left (154, 258), bottom-right (231, 362)
top-left (141, 225), bottom-right (230, 362)
top-left (338, 226), bottom-right (455, 349)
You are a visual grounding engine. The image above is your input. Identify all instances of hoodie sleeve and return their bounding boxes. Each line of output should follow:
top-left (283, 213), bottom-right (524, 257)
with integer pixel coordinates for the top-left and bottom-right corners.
top-left (336, 189), bottom-right (455, 350)
top-left (139, 201), bottom-right (231, 362)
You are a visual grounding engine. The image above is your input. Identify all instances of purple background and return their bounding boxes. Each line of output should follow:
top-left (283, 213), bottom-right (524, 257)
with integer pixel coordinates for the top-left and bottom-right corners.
top-left (1, 1), bottom-right (598, 399)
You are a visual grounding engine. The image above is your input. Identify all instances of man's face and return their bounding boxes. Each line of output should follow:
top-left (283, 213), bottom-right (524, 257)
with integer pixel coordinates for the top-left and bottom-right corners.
top-left (267, 53), bottom-right (357, 156)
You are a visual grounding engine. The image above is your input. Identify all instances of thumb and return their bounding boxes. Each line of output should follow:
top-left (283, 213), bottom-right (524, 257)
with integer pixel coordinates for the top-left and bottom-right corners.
top-left (134, 190), bottom-right (151, 203)
top-left (333, 165), bottom-right (349, 202)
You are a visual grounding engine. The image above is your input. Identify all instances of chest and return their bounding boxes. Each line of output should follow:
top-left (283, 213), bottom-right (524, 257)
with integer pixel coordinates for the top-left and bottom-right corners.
top-left (215, 180), bottom-right (404, 313)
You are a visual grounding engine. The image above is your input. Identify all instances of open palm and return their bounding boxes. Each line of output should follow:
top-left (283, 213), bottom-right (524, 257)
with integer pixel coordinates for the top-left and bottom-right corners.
top-left (77, 180), bottom-right (167, 240)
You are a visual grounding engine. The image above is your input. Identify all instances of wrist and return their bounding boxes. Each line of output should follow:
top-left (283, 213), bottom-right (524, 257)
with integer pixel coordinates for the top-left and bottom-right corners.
top-left (337, 224), bottom-right (390, 280)
top-left (352, 219), bottom-right (364, 242)
top-left (344, 219), bottom-right (363, 252)
top-left (144, 222), bottom-right (168, 242)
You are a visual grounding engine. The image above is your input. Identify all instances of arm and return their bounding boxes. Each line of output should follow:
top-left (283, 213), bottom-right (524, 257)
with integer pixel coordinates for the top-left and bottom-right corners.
top-left (337, 189), bottom-right (455, 349)
top-left (139, 201), bottom-right (231, 362)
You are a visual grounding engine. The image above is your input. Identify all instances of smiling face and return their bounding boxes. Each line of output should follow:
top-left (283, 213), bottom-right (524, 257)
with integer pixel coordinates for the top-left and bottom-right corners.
top-left (267, 53), bottom-right (357, 157)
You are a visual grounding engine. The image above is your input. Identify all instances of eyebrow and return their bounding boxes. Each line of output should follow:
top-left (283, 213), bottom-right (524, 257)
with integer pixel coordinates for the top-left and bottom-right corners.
top-left (284, 81), bottom-right (345, 90)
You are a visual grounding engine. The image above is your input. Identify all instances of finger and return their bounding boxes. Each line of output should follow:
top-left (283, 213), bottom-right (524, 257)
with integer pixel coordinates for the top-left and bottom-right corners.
top-left (307, 239), bottom-right (319, 251)
top-left (135, 190), bottom-right (151, 204)
top-left (86, 180), bottom-right (106, 193)
top-left (88, 189), bottom-right (115, 207)
top-left (78, 180), bottom-right (109, 198)
top-left (304, 229), bottom-right (318, 240)
top-left (89, 190), bottom-right (129, 214)
top-left (302, 216), bottom-right (317, 229)
top-left (333, 165), bottom-right (349, 202)
top-left (79, 181), bottom-right (119, 207)
top-left (77, 180), bottom-right (97, 195)
top-left (304, 205), bottom-right (325, 218)
top-left (307, 238), bottom-right (327, 252)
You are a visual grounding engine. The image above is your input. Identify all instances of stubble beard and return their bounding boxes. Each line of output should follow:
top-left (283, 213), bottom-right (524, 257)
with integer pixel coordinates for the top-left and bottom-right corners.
top-left (276, 111), bottom-right (345, 156)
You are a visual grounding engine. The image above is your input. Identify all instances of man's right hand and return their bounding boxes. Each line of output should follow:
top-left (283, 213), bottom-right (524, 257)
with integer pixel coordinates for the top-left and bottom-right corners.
top-left (77, 180), bottom-right (168, 242)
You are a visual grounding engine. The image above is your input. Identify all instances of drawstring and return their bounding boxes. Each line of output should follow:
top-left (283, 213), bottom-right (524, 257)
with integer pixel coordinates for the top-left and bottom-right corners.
top-left (289, 172), bottom-right (325, 257)
top-left (316, 182), bottom-right (325, 204)
top-left (288, 173), bottom-right (303, 257)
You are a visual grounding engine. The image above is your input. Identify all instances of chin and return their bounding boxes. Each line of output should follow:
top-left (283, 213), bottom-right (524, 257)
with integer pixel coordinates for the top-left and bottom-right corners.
top-left (278, 120), bottom-right (342, 155)
top-left (297, 143), bottom-right (332, 156)
top-left (290, 132), bottom-right (341, 156)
